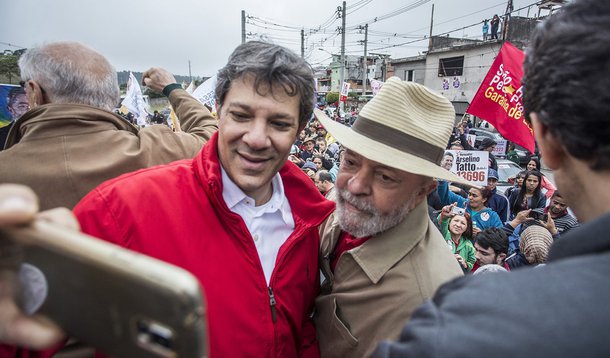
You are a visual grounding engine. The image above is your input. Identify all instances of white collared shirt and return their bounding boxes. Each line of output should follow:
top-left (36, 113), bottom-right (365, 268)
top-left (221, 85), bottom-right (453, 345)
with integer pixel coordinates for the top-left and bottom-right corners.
top-left (221, 166), bottom-right (295, 284)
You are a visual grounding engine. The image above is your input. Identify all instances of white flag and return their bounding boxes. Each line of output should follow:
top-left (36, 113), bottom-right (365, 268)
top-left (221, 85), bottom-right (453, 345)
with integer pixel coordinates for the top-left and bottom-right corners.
top-left (121, 72), bottom-right (150, 126)
top-left (191, 75), bottom-right (217, 109)
top-left (185, 81), bottom-right (196, 94)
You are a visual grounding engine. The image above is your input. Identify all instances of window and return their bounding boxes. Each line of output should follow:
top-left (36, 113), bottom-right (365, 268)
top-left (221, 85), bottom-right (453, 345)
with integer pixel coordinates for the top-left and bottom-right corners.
top-left (438, 56), bottom-right (464, 77)
top-left (405, 70), bottom-right (414, 81)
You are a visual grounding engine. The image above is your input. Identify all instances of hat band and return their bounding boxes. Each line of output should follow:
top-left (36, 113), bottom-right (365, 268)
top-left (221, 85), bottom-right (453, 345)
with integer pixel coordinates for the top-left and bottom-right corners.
top-left (352, 116), bottom-right (444, 164)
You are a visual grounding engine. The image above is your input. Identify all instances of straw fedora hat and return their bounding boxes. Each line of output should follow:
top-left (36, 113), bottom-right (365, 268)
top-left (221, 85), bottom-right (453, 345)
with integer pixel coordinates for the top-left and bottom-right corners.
top-left (314, 77), bottom-right (474, 186)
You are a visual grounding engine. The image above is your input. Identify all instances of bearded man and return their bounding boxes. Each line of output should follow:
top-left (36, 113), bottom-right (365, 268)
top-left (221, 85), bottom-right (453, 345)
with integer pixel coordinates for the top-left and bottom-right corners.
top-left (313, 77), bottom-right (468, 357)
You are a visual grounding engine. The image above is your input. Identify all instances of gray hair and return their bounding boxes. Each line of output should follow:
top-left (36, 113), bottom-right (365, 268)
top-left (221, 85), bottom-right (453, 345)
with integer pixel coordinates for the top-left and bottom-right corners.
top-left (215, 41), bottom-right (315, 128)
top-left (19, 42), bottom-right (119, 111)
top-left (317, 170), bottom-right (333, 183)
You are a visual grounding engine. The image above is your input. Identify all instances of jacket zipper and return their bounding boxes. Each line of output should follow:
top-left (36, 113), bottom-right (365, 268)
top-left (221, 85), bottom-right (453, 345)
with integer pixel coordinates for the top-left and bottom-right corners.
top-left (268, 286), bottom-right (277, 323)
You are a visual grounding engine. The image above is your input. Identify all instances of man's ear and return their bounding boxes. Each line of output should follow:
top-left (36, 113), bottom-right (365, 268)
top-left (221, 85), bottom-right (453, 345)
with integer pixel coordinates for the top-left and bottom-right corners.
top-left (410, 179), bottom-right (437, 211)
top-left (26, 80), bottom-right (46, 108)
top-left (530, 113), bottom-right (565, 171)
top-left (497, 253), bottom-right (507, 264)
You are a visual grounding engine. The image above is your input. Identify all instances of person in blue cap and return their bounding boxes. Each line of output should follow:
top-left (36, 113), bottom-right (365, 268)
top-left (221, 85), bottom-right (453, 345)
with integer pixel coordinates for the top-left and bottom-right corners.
top-left (485, 168), bottom-right (509, 222)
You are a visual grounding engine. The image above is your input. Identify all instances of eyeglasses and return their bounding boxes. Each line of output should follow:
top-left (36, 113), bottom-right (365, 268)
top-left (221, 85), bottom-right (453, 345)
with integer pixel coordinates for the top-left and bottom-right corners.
top-left (20, 80), bottom-right (46, 95)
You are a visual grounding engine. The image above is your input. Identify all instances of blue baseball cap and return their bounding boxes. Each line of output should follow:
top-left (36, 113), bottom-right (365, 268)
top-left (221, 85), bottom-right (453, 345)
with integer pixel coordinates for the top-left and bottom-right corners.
top-left (488, 168), bottom-right (499, 180)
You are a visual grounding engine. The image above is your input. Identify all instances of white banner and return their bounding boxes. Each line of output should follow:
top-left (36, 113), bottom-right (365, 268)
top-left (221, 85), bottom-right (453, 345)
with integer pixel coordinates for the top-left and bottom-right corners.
top-left (191, 75), bottom-right (217, 109)
top-left (445, 150), bottom-right (489, 187)
top-left (121, 72), bottom-right (150, 126)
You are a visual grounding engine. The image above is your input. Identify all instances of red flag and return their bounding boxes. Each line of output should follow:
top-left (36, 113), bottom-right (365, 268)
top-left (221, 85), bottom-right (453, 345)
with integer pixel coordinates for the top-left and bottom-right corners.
top-left (466, 42), bottom-right (534, 153)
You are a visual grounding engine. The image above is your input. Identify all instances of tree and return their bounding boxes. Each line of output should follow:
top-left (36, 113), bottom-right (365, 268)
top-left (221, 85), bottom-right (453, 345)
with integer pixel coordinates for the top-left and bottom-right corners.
top-left (0, 52), bottom-right (20, 84)
top-left (326, 91), bottom-right (340, 104)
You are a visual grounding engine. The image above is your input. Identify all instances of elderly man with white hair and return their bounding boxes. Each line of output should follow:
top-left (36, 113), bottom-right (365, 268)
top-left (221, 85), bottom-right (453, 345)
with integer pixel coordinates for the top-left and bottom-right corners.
top-left (314, 77), bottom-right (470, 357)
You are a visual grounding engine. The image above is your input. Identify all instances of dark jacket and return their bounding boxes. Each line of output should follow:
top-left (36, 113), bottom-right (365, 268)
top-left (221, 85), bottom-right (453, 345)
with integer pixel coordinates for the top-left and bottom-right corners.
top-left (373, 212), bottom-right (610, 357)
top-left (487, 188), bottom-right (509, 223)
top-left (508, 188), bottom-right (546, 220)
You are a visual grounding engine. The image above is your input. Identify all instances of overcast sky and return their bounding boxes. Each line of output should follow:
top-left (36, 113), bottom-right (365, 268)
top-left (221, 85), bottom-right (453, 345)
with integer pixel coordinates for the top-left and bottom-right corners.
top-left (1, 0), bottom-right (544, 78)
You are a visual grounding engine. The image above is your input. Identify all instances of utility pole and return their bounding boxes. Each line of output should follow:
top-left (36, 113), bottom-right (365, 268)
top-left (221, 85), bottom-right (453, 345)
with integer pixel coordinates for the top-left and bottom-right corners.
top-left (502, 0), bottom-right (514, 41)
top-left (362, 24), bottom-right (368, 95)
top-left (241, 10), bottom-right (246, 44)
top-left (188, 60), bottom-right (192, 83)
top-left (340, 1), bottom-right (346, 95)
top-left (301, 29), bottom-right (305, 58)
top-left (428, 4), bottom-right (434, 52)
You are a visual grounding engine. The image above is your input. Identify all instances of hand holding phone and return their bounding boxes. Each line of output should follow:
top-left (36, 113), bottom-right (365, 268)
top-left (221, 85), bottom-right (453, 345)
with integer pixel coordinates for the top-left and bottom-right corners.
top-left (0, 219), bottom-right (207, 357)
top-left (528, 210), bottom-right (548, 222)
top-left (0, 184), bottom-right (66, 350)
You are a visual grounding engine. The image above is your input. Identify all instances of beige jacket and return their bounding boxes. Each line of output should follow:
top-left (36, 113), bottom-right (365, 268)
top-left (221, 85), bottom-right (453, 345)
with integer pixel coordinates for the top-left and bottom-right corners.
top-left (0, 89), bottom-right (217, 210)
top-left (315, 200), bottom-right (463, 357)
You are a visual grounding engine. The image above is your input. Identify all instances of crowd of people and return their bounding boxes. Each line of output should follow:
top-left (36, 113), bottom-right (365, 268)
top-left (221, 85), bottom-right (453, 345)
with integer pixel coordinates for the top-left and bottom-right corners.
top-left (0, 0), bottom-right (609, 357)
top-left (428, 115), bottom-right (580, 272)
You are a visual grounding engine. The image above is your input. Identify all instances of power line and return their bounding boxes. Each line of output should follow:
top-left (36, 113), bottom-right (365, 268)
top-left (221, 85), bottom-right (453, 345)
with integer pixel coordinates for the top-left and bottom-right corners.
top-left (347, 0), bottom-right (432, 29)
top-left (346, 0), bottom-right (373, 15)
top-left (365, 1), bottom-right (539, 53)
top-left (0, 41), bottom-right (28, 50)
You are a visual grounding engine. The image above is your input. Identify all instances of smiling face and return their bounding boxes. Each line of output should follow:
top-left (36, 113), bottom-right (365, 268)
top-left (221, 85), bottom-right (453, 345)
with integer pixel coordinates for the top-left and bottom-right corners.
top-left (217, 75), bottom-right (300, 205)
top-left (527, 160), bottom-right (537, 171)
top-left (441, 154), bottom-right (454, 170)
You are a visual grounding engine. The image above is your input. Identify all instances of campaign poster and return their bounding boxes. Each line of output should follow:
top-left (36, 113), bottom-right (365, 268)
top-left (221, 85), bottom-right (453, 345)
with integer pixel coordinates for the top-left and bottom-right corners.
top-left (466, 134), bottom-right (476, 148)
top-left (339, 81), bottom-right (350, 102)
top-left (444, 150), bottom-right (489, 187)
top-left (493, 139), bottom-right (507, 157)
top-left (0, 84), bottom-right (27, 128)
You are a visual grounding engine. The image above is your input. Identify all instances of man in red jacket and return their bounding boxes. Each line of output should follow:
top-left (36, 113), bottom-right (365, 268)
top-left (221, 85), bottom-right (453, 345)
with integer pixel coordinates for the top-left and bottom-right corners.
top-left (0, 41), bottom-right (334, 357)
top-left (73, 41), bottom-right (334, 357)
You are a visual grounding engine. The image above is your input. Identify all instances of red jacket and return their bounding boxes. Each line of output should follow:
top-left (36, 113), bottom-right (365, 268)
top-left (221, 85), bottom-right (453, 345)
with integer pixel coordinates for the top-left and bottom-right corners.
top-left (73, 133), bottom-right (335, 357)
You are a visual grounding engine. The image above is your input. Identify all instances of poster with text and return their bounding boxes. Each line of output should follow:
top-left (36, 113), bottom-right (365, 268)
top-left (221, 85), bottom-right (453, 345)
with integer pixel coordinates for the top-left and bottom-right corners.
top-left (445, 150), bottom-right (489, 187)
top-left (493, 139), bottom-right (507, 157)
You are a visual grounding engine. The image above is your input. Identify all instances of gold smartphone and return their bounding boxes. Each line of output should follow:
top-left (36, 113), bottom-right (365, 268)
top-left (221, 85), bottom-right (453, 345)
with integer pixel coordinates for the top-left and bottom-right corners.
top-left (0, 219), bottom-right (207, 358)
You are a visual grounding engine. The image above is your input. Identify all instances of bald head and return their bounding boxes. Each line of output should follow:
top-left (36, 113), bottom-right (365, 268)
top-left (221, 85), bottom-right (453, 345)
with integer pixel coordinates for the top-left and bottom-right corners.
top-left (19, 42), bottom-right (119, 111)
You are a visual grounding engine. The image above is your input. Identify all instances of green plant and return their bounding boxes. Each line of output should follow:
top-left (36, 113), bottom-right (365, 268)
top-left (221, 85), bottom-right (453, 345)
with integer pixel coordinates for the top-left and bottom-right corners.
top-left (326, 91), bottom-right (340, 104)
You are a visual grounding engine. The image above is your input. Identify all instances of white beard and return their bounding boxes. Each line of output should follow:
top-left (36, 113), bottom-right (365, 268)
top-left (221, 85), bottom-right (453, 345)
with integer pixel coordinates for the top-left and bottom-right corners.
top-left (336, 187), bottom-right (418, 238)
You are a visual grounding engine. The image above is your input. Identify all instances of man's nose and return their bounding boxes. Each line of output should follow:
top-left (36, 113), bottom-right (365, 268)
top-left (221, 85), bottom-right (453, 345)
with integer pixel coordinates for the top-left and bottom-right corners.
top-left (346, 171), bottom-right (372, 196)
top-left (242, 120), bottom-right (271, 150)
